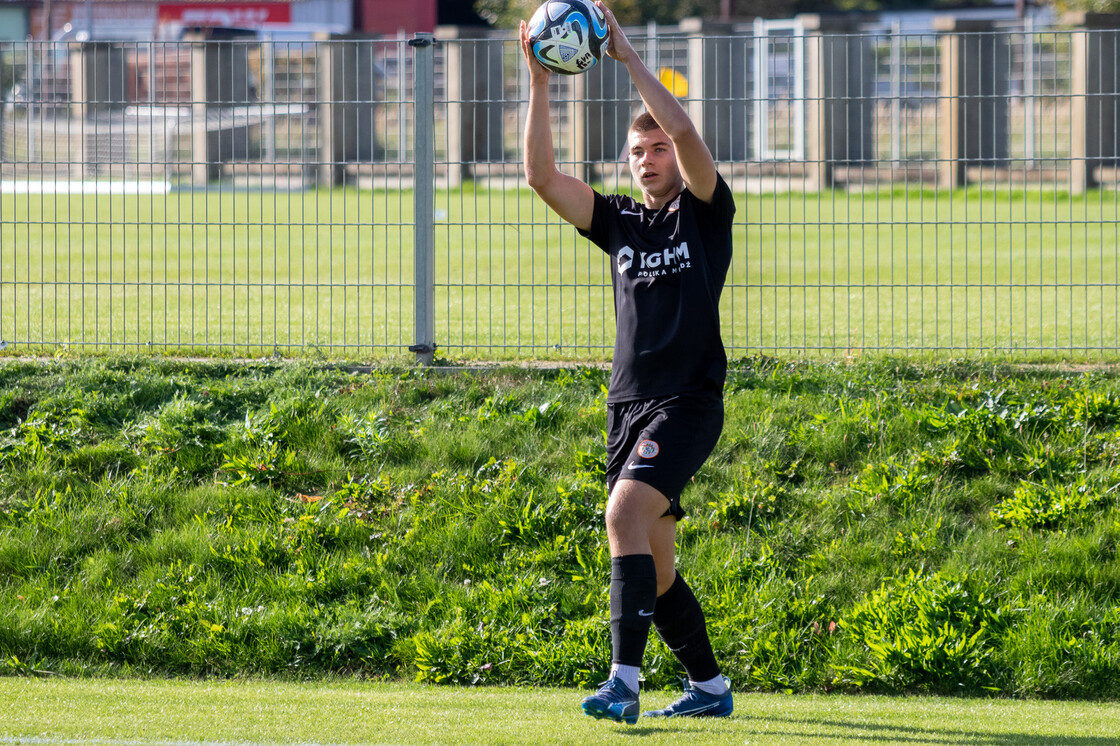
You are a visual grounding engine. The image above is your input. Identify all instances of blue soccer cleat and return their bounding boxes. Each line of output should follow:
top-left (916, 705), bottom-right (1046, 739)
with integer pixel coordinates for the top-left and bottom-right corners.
top-left (642, 678), bottom-right (734, 718)
top-left (580, 677), bottom-right (640, 725)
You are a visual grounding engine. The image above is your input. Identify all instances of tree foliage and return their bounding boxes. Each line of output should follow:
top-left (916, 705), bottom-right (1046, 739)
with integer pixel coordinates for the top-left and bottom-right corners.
top-left (1047, 0), bottom-right (1120, 11)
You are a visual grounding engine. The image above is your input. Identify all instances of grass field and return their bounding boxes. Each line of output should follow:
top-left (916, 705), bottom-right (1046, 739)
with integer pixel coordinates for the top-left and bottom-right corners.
top-left (4, 678), bottom-right (1120, 746)
top-left (2, 186), bottom-right (1119, 358)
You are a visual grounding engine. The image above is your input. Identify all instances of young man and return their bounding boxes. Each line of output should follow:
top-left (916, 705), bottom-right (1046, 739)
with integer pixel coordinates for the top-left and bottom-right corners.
top-left (520, 2), bottom-right (736, 724)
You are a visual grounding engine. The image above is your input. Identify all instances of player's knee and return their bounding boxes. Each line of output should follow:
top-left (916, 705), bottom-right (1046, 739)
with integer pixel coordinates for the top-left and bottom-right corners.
top-left (604, 498), bottom-right (629, 534)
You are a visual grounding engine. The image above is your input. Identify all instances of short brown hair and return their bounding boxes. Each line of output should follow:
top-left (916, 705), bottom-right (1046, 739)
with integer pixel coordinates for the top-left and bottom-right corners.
top-left (629, 112), bottom-right (662, 136)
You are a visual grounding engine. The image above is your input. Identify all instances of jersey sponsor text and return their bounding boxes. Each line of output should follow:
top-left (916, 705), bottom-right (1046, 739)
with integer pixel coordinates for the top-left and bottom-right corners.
top-left (616, 242), bottom-right (692, 277)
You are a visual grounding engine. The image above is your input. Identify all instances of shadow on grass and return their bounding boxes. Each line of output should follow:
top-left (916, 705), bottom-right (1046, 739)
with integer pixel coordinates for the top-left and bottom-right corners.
top-left (750, 715), bottom-right (1116, 745)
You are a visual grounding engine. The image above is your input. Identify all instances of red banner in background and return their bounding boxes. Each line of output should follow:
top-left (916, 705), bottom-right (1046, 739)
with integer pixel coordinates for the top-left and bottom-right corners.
top-left (158, 3), bottom-right (292, 27)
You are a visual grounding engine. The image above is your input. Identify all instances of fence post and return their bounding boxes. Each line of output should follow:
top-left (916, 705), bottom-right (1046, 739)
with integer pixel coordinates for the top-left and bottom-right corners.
top-left (185, 29), bottom-right (258, 186)
top-left (936, 19), bottom-right (966, 189)
top-left (800, 14), bottom-right (873, 189)
top-left (317, 34), bottom-right (384, 186)
top-left (935, 18), bottom-right (1007, 189)
top-left (69, 41), bottom-right (126, 121)
top-left (803, 18), bottom-right (828, 188)
top-left (570, 67), bottom-right (591, 184)
top-left (316, 36), bottom-right (340, 186)
top-left (1065, 12), bottom-right (1120, 195)
top-left (186, 33), bottom-right (211, 186)
top-left (682, 18), bottom-right (749, 161)
top-left (438, 26), bottom-right (503, 185)
top-left (1070, 22), bottom-right (1090, 194)
top-left (570, 56), bottom-right (628, 184)
top-left (69, 41), bottom-right (128, 177)
top-left (410, 33), bottom-right (436, 365)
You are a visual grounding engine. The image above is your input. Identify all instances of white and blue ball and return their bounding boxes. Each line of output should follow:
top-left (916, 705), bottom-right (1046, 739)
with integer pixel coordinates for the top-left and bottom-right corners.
top-left (527, 0), bottom-right (609, 76)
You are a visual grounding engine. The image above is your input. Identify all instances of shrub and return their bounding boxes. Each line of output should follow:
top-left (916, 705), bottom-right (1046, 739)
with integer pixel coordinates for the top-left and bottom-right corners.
top-left (836, 570), bottom-right (1006, 693)
top-left (990, 477), bottom-right (1112, 531)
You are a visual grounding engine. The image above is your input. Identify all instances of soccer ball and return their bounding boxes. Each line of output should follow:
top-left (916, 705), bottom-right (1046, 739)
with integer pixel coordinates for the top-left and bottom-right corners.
top-left (527, 0), bottom-right (610, 76)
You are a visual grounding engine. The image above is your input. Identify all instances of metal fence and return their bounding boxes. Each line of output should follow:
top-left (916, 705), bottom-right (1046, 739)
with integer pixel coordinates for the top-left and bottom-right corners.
top-left (1, 18), bottom-right (1118, 360)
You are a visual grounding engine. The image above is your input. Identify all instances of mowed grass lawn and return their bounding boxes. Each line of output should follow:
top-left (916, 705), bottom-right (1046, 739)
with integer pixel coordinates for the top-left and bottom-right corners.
top-left (3, 678), bottom-right (1120, 746)
top-left (2, 186), bottom-right (1119, 358)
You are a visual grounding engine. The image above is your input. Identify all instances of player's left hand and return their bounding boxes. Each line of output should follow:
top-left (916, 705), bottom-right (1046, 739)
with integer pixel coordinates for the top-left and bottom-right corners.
top-left (596, 1), bottom-right (635, 65)
top-left (519, 19), bottom-right (551, 85)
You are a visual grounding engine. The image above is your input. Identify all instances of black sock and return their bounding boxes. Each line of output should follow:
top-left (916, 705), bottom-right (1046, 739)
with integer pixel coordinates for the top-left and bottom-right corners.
top-left (652, 572), bottom-right (721, 683)
top-left (609, 554), bottom-right (658, 667)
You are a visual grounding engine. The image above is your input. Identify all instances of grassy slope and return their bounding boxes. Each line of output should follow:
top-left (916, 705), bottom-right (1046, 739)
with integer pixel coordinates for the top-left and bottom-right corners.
top-left (1, 356), bottom-right (1120, 698)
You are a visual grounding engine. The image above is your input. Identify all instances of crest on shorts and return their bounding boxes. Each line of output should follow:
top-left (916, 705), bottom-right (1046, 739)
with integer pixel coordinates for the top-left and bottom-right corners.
top-left (637, 439), bottom-right (660, 459)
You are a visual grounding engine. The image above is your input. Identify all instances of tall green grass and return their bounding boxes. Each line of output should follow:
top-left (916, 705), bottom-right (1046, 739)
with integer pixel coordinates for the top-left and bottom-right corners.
top-left (1, 356), bottom-right (1120, 697)
top-left (2, 186), bottom-right (1118, 357)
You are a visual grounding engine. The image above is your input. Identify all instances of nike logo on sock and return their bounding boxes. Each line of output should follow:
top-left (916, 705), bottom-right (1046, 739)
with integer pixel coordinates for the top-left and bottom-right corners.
top-left (637, 609), bottom-right (654, 617)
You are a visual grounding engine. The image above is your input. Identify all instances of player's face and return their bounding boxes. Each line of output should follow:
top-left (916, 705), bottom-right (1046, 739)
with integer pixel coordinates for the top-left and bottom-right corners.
top-left (628, 128), bottom-right (683, 206)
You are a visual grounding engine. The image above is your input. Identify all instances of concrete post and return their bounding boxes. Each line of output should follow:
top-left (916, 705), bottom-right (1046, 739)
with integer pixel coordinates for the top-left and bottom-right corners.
top-left (69, 42), bottom-right (128, 175)
top-left (187, 34), bottom-right (212, 186)
top-left (437, 26), bottom-right (504, 184)
top-left (683, 18), bottom-right (750, 161)
top-left (186, 29), bottom-right (258, 186)
top-left (938, 23), bottom-right (966, 189)
top-left (935, 18), bottom-right (1009, 189)
top-left (316, 34), bottom-right (384, 187)
top-left (1070, 24), bottom-right (1090, 193)
top-left (803, 19), bottom-right (828, 189)
top-left (1065, 12), bottom-right (1120, 194)
top-left (571, 55), bottom-right (629, 183)
top-left (570, 68), bottom-right (591, 185)
top-left (69, 42), bottom-right (127, 120)
top-left (800, 14), bottom-right (876, 188)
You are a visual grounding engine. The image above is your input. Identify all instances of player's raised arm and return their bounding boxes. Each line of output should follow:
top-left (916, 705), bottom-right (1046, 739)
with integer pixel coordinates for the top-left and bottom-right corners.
top-left (596, 1), bottom-right (718, 204)
top-left (520, 20), bottom-right (595, 232)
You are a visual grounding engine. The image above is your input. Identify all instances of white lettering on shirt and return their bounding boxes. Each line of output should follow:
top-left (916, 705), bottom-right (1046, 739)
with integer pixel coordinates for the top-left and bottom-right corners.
top-left (617, 242), bottom-right (692, 278)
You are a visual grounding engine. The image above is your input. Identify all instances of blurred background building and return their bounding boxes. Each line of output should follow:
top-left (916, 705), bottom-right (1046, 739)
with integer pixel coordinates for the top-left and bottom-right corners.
top-left (0, 0), bottom-right (491, 41)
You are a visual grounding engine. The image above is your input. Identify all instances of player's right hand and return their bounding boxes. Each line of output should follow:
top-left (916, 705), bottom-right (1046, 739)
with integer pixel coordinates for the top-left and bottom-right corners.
top-left (596, 1), bottom-right (635, 66)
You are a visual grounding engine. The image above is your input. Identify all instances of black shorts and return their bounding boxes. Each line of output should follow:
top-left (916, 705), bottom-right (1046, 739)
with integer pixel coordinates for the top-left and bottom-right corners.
top-left (605, 389), bottom-right (724, 520)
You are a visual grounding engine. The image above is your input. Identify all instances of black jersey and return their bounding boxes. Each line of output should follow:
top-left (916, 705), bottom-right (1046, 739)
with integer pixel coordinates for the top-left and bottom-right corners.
top-left (579, 174), bottom-right (736, 403)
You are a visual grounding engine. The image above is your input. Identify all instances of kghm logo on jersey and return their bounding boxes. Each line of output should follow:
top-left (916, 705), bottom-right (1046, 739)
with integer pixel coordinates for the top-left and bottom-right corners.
top-left (617, 246), bottom-right (635, 274)
top-left (616, 241), bottom-right (693, 278)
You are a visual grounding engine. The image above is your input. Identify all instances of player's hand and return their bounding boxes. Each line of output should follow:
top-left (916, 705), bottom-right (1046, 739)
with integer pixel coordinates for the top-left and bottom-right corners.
top-left (520, 20), bottom-right (552, 86)
top-left (596, 1), bottom-right (635, 65)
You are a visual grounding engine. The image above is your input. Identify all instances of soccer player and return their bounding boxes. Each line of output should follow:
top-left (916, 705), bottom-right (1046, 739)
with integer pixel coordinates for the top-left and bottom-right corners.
top-left (520, 1), bottom-right (736, 724)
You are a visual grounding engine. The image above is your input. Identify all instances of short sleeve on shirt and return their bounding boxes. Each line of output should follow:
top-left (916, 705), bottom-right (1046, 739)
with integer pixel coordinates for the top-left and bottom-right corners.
top-left (578, 191), bottom-right (619, 254)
